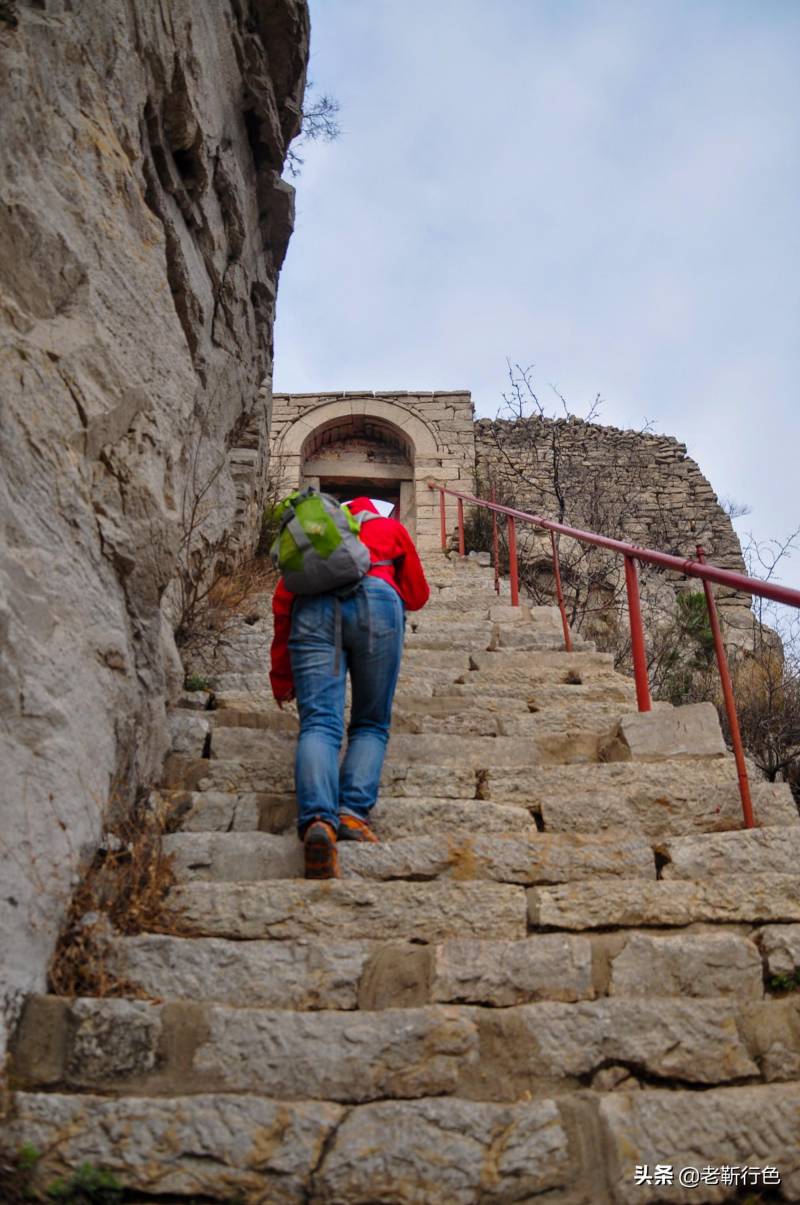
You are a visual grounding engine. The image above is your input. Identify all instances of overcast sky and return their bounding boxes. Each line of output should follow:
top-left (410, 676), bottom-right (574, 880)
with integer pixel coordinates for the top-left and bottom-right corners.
top-left (273, 0), bottom-right (800, 591)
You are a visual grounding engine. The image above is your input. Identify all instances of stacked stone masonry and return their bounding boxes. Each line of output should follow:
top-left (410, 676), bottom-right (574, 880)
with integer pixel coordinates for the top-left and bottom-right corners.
top-left (270, 391), bottom-right (477, 551)
top-left (475, 415), bottom-right (754, 643)
top-left (5, 552), bottom-right (800, 1202)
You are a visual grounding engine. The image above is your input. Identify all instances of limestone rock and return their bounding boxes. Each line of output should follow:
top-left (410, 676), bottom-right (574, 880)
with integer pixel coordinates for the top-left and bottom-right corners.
top-left (110, 934), bottom-right (370, 1009)
top-left (195, 754), bottom-right (481, 799)
top-left (756, 924), bottom-right (800, 978)
top-left (165, 830), bottom-right (654, 885)
top-left (465, 998), bottom-right (757, 1090)
top-left (0, 1092), bottom-right (344, 1204)
top-left (193, 1004), bottom-right (477, 1100)
top-left (167, 710), bottom-right (210, 757)
top-left (343, 831), bottom-right (655, 885)
top-left (431, 936), bottom-right (594, 1005)
top-left (486, 759), bottom-right (798, 835)
top-left (166, 788), bottom-right (538, 838)
top-left (659, 826), bottom-right (800, 879)
top-left (469, 649), bottom-right (616, 677)
top-left (167, 880), bottom-right (529, 941)
top-left (609, 932), bottom-right (764, 999)
top-left (529, 875), bottom-right (800, 930)
top-left (0, 0), bottom-right (309, 1042)
top-left (604, 702), bottom-right (727, 761)
top-left (312, 1097), bottom-right (571, 1203)
top-left (601, 1083), bottom-right (800, 1202)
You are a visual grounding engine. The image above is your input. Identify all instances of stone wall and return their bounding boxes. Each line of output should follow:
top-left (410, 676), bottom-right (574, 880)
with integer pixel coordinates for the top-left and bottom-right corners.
top-left (0, 0), bottom-right (309, 1050)
top-left (271, 391), bottom-right (476, 551)
top-left (474, 416), bottom-right (754, 645)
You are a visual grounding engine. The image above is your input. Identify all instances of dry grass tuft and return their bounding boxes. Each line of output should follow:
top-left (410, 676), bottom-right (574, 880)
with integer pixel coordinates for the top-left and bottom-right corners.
top-left (206, 555), bottom-right (277, 617)
top-left (48, 792), bottom-right (176, 999)
top-left (177, 553), bottom-right (277, 662)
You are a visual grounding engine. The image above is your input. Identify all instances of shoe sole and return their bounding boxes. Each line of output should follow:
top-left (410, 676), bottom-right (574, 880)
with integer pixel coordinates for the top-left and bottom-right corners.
top-left (304, 828), bottom-right (340, 879)
top-left (338, 823), bottom-right (379, 844)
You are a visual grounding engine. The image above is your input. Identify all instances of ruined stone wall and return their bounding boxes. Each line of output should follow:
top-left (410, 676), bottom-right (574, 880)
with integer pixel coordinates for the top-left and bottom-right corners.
top-left (0, 0), bottom-right (309, 1048)
top-left (474, 416), bottom-right (754, 644)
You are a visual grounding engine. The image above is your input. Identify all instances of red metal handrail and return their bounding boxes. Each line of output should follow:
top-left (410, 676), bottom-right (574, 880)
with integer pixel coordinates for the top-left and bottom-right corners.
top-left (431, 481), bottom-right (800, 829)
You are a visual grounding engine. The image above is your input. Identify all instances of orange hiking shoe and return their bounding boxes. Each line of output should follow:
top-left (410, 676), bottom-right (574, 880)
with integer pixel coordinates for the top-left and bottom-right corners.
top-left (304, 820), bottom-right (340, 879)
top-left (338, 814), bottom-right (380, 843)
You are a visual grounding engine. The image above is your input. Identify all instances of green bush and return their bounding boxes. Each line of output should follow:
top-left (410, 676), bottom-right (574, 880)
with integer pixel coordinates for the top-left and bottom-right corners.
top-left (183, 671), bottom-right (212, 693)
top-left (768, 970), bottom-right (800, 993)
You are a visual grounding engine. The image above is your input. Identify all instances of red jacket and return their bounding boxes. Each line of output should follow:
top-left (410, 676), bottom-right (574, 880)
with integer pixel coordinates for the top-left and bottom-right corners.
top-left (269, 496), bottom-right (430, 700)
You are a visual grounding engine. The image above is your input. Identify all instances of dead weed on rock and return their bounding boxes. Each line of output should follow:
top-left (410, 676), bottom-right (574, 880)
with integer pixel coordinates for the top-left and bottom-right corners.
top-left (48, 792), bottom-right (176, 999)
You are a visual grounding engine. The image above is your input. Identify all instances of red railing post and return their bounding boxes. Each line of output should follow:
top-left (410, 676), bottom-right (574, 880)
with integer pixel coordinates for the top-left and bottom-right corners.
top-left (439, 488), bottom-right (447, 552)
top-left (457, 498), bottom-right (465, 557)
top-left (508, 516), bottom-right (520, 606)
top-left (624, 555), bottom-right (651, 712)
top-left (696, 546), bottom-right (755, 829)
top-left (550, 531), bottom-right (573, 652)
top-left (491, 484), bottom-right (500, 595)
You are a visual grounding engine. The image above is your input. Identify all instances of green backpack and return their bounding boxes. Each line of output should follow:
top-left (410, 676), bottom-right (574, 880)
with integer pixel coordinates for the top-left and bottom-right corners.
top-left (270, 487), bottom-right (383, 595)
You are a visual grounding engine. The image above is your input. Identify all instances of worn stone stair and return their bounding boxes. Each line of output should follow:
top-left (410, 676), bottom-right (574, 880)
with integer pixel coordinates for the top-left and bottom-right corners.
top-left (6, 552), bottom-right (800, 1203)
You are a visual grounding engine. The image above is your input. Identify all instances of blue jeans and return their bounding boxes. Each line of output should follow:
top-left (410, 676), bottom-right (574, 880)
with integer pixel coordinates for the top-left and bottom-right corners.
top-left (289, 577), bottom-right (405, 835)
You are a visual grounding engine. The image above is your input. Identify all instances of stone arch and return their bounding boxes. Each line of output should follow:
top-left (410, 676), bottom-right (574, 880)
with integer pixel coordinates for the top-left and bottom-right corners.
top-left (276, 397), bottom-right (442, 460)
top-left (273, 397), bottom-right (443, 536)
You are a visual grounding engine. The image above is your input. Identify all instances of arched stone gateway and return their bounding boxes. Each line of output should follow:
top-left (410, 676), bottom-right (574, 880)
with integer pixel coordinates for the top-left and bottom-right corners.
top-left (270, 391), bottom-right (476, 550)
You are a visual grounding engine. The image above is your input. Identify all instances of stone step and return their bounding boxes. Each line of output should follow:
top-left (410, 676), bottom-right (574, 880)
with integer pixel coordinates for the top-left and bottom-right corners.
top-left (12, 997), bottom-right (478, 1101)
top-left (106, 932), bottom-right (597, 1009)
top-left (209, 726), bottom-right (608, 770)
top-left (106, 928), bottom-right (767, 1012)
top-left (162, 829), bottom-right (656, 885)
top-left (480, 758), bottom-right (799, 834)
top-left (468, 650), bottom-right (617, 685)
top-left (410, 607), bottom-right (494, 622)
top-left (166, 789), bottom-right (537, 838)
top-left (400, 648), bottom-right (473, 668)
top-left (528, 874), bottom-right (800, 931)
top-left (165, 880), bottom-right (529, 941)
top-left (599, 1083), bottom-right (800, 1203)
top-left (177, 755), bottom-right (482, 800)
top-left (14, 994), bottom-right (791, 1099)
top-left (495, 628), bottom-right (594, 652)
top-left (395, 693), bottom-right (530, 716)
top-left (606, 931), bottom-right (764, 1000)
top-left (397, 665), bottom-right (468, 688)
top-left (0, 1093), bottom-right (574, 1203)
top-left (404, 623), bottom-right (492, 652)
top-left (7, 1083), bottom-right (798, 1203)
top-left (486, 680), bottom-right (637, 706)
top-left (658, 826), bottom-right (800, 879)
top-left (432, 676), bottom-right (635, 700)
top-left (205, 671), bottom-right (270, 693)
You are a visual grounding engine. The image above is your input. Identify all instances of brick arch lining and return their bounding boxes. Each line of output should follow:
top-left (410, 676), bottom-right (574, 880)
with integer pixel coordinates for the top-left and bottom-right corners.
top-left (301, 413), bottom-right (414, 465)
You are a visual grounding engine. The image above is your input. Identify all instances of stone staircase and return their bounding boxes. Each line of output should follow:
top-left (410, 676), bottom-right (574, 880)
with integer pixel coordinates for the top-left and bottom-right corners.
top-left (5, 553), bottom-right (800, 1203)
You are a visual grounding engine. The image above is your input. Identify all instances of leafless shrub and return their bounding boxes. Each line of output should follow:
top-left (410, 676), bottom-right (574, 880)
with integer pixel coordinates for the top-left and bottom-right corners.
top-left (48, 790), bottom-right (176, 999)
top-left (285, 82), bottom-right (341, 177)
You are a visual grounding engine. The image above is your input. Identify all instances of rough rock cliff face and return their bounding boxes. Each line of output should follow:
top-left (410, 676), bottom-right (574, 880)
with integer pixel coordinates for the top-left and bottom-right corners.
top-left (0, 0), bottom-right (309, 1049)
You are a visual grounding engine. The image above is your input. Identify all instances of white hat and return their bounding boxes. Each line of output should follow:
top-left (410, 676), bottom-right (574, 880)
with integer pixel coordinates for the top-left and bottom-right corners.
top-left (344, 497), bottom-right (395, 518)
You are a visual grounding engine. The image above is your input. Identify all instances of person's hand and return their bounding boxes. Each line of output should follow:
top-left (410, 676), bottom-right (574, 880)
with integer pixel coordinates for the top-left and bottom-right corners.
top-left (275, 690), bottom-right (295, 710)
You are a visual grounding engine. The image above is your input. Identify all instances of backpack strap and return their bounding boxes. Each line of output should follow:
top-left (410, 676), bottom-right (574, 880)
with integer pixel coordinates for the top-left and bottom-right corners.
top-left (286, 514), bottom-right (312, 552)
